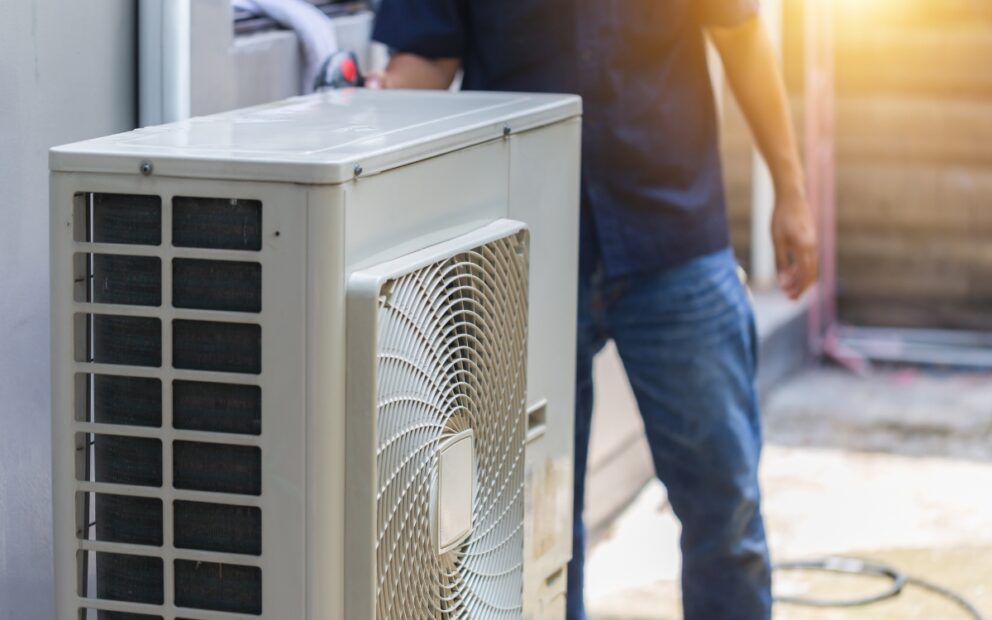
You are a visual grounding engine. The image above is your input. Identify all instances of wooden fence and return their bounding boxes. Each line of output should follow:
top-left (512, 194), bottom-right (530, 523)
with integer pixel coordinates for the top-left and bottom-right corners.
top-left (722, 0), bottom-right (992, 329)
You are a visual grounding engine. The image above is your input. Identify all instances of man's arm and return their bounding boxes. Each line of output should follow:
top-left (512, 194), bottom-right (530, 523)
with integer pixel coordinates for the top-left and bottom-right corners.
top-left (708, 15), bottom-right (817, 300)
top-left (366, 54), bottom-right (461, 90)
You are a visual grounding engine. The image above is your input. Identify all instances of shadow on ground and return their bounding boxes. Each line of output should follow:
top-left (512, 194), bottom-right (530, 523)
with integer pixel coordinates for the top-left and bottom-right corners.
top-left (763, 365), bottom-right (992, 462)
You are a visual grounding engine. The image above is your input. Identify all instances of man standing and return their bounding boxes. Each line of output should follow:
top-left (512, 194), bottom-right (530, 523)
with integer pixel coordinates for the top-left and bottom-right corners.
top-left (371, 1), bottom-right (817, 618)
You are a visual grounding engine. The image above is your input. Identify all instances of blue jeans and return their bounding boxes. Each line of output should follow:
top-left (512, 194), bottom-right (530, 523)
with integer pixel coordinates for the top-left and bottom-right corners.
top-left (567, 248), bottom-right (771, 620)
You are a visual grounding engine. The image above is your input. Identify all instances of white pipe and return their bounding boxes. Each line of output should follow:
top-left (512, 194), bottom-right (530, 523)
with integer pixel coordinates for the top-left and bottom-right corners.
top-left (750, 0), bottom-right (783, 289)
top-left (139, 0), bottom-right (190, 126)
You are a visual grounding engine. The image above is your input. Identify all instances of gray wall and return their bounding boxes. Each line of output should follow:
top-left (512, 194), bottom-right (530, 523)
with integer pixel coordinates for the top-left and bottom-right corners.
top-left (0, 2), bottom-right (136, 617)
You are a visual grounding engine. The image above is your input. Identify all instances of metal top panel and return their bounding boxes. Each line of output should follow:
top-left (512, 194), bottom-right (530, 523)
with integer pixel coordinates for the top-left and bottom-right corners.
top-left (50, 89), bottom-right (581, 185)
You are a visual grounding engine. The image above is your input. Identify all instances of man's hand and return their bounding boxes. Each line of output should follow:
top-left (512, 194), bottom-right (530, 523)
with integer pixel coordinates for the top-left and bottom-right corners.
top-left (771, 190), bottom-right (818, 300)
top-left (365, 54), bottom-right (460, 90)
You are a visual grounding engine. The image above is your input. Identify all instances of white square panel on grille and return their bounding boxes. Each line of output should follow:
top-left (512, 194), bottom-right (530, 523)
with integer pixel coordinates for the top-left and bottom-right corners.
top-left (435, 429), bottom-right (476, 555)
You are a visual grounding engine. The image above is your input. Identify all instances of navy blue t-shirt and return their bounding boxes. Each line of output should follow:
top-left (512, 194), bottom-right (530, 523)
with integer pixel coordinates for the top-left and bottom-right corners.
top-left (374, 0), bottom-right (759, 277)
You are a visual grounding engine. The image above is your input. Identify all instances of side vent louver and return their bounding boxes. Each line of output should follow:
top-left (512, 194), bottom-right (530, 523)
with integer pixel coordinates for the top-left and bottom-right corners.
top-left (72, 193), bottom-right (265, 618)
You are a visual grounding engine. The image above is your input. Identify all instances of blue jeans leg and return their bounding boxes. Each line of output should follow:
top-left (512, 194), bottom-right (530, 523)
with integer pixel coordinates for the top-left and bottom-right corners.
top-left (610, 249), bottom-right (771, 620)
top-left (567, 249), bottom-right (771, 620)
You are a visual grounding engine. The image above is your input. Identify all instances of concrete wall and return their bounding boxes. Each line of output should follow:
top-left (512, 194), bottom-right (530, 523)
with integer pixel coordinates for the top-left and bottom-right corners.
top-left (585, 345), bottom-right (654, 533)
top-left (0, 2), bottom-right (136, 617)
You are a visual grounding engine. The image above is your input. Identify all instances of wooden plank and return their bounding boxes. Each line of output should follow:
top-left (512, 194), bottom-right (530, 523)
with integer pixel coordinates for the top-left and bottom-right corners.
top-left (719, 94), bottom-right (756, 148)
top-left (785, 1), bottom-right (992, 94)
top-left (840, 299), bottom-right (992, 331)
top-left (838, 233), bottom-right (992, 275)
top-left (834, 0), bottom-right (992, 30)
top-left (836, 162), bottom-right (992, 235)
top-left (835, 28), bottom-right (992, 97)
top-left (837, 269), bottom-right (972, 300)
top-left (722, 158), bottom-right (752, 193)
top-left (835, 97), bottom-right (992, 166)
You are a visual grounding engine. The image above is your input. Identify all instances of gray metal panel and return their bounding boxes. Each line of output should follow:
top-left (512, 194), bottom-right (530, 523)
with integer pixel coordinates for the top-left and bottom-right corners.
top-left (142, 1), bottom-right (373, 126)
top-left (508, 119), bottom-right (582, 618)
top-left (304, 184), bottom-right (348, 620)
top-left (230, 31), bottom-right (305, 111)
top-left (188, 4), bottom-right (375, 119)
top-left (343, 139), bottom-right (509, 272)
top-left (1, 3), bottom-right (136, 618)
top-left (230, 13), bottom-right (375, 109)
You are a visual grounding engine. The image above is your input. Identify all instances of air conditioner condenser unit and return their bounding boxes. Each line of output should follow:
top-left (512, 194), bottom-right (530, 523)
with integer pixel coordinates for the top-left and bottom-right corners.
top-left (50, 89), bottom-right (581, 619)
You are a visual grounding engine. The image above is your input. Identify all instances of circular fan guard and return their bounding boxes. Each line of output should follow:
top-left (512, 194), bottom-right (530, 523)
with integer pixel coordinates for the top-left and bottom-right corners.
top-left (374, 234), bottom-right (528, 619)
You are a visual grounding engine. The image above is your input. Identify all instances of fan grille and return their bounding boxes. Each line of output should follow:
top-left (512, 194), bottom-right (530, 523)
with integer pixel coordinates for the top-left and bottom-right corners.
top-left (374, 233), bottom-right (529, 619)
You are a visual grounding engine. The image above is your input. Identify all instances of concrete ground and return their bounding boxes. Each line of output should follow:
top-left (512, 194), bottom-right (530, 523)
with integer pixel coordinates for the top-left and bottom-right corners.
top-left (586, 365), bottom-right (992, 619)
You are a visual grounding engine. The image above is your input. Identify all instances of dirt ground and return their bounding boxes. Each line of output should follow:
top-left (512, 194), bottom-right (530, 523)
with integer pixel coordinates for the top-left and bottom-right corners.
top-left (586, 365), bottom-right (992, 619)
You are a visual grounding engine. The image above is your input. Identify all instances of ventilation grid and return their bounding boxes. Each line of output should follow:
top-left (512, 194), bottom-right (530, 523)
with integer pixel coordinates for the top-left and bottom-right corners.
top-left (71, 193), bottom-right (265, 619)
top-left (374, 232), bottom-right (529, 619)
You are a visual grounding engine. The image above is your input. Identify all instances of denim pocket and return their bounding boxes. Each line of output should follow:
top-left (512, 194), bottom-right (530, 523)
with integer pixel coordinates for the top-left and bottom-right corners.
top-left (615, 250), bottom-right (752, 350)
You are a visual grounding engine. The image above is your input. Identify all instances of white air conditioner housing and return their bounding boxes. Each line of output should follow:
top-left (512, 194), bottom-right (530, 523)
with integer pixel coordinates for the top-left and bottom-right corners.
top-left (50, 89), bottom-right (581, 619)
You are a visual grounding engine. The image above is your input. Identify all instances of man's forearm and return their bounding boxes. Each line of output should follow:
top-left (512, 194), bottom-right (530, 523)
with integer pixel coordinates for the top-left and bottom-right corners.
top-left (373, 53), bottom-right (461, 90)
top-left (708, 16), bottom-right (804, 200)
top-left (709, 15), bottom-right (818, 298)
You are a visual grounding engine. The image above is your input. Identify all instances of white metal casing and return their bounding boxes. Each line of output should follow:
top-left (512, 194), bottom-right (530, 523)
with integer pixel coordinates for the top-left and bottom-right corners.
top-left (50, 89), bottom-right (581, 619)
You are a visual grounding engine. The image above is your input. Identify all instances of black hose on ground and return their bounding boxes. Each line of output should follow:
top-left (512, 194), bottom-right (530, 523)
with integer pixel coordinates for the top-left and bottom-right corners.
top-left (773, 556), bottom-right (986, 620)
